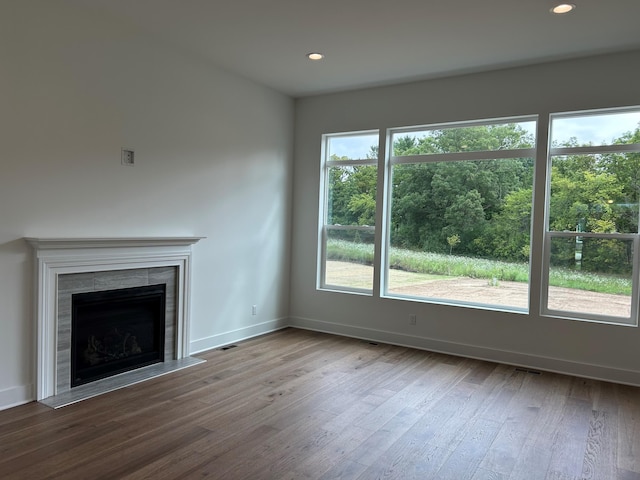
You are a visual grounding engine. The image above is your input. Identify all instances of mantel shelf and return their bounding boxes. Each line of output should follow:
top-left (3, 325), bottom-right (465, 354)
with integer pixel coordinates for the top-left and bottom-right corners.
top-left (25, 237), bottom-right (205, 250)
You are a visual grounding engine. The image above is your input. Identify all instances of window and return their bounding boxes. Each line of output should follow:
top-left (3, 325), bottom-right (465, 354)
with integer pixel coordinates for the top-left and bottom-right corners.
top-left (319, 131), bottom-right (378, 293)
top-left (317, 106), bottom-right (640, 326)
top-left (384, 118), bottom-right (537, 310)
top-left (543, 108), bottom-right (640, 324)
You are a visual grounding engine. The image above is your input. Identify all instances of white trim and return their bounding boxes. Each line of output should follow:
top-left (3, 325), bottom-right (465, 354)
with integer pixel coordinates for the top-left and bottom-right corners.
top-left (550, 143), bottom-right (640, 156)
top-left (391, 147), bottom-right (536, 164)
top-left (288, 316), bottom-right (640, 387)
top-left (25, 237), bottom-right (204, 401)
top-left (326, 158), bottom-right (376, 167)
top-left (24, 237), bottom-right (204, 251)
top-left (325, 225), bottom-right (375, 231)
top-left (318, 130), bottom-right (379, 293)
top-left (388, 115), bottom-right (538, 134)
top-left (189, 318), bottom-right (289, 354)
top-left (0, 384), bottom-right (34, 411)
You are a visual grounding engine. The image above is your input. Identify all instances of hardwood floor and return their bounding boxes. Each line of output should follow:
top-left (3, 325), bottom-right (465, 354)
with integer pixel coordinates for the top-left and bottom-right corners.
top-left (1, 328), bottom-right (639, 479)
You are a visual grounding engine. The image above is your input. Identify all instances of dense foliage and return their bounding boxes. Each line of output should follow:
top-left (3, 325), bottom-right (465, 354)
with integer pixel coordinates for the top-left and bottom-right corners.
top-left (328, 123), bottom-right (640, 275)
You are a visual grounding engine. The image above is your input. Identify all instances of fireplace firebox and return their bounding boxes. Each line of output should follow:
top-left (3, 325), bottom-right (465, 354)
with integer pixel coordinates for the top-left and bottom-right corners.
top-left (71, 284), bottom-right (166, 387)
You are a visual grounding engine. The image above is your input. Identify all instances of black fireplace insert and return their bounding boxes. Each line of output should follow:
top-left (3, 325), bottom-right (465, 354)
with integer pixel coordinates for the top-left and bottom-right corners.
top-left (71, 284), bottom-right (166, 387)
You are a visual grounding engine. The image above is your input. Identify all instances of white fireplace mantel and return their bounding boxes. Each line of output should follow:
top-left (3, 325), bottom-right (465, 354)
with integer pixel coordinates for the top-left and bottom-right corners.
top-left (25, 236), bottom-right (204, 401)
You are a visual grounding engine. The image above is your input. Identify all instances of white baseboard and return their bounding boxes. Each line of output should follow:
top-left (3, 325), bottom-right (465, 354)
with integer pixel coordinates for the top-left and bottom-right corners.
top-left (289, 316), bottom-right (640, 387)
top-left (0, 384), bottom-right (34, 411)
top-left (189, 317), bottom-right (290, 354)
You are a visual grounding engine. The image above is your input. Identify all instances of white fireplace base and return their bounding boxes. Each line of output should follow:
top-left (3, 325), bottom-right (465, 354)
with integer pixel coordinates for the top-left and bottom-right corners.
top-left (26, 237), bottom-right (204, 403)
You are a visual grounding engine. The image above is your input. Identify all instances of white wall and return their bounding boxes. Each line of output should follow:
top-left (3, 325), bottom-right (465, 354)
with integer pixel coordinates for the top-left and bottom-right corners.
top-left (291, 50), bottom-right (640, 386)
top-left (0, 1), bottom-right (293, 409)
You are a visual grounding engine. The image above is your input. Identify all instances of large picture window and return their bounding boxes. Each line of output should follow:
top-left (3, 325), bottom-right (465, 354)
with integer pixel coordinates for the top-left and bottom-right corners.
top-left (317, 106), bottom-right (640, 326)
top-left (543, 108), bottom-right (640, 323)
top-left (319, 131), bottom-right (378, 293)
top-left (384, 118), bottom-right (537, 310)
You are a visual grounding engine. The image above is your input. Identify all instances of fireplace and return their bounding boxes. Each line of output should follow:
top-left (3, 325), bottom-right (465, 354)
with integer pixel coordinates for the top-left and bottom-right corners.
top-left (26, 237), bottom-right (205, 405)
top-left (71, 284), bottom-right (167, 387)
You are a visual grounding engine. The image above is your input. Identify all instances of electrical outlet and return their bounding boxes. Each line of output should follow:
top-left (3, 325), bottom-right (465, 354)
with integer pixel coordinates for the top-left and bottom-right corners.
top-left (409, 314), bottom-right (417, 325)
top-left (252, 305), bottom-right (257, 316)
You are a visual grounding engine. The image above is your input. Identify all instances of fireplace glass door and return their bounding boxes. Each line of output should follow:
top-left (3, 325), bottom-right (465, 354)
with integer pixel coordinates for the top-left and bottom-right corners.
top-left (71, 284), bottom-right (166, 387)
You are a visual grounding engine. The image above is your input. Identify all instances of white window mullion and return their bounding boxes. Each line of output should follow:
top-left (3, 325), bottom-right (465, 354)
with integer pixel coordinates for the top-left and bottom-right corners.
top-left (631, 235), bottom-right (640, 325)
top-left (540, 231), bottom-right (552, 317)
top-left (391, 147), bottom-right (535, 164)
top-left (528, 112), bottom-right (550, 318)
top-left (550, 143), bottom-right (640, 156)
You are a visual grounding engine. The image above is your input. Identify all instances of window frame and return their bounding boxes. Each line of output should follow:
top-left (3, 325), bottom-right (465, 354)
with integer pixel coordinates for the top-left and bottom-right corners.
top-left (381, 116), bottom-right (538, 311)
top-left (317, 106), bottom-right (640, 327)
top-left (318, 130), bottom-right (378, 294)
top-left (541, 107), bottom-right (640, 325)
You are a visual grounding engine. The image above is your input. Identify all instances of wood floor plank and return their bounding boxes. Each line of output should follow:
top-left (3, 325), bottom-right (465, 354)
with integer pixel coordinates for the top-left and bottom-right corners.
top-left (124, 424), bottom-right (281, 480)
top-left (0, 421), bottom-right (125, 477)
top-left (477, 371), bottom-right (547, 476)
top-left (357, 439), bottom-right (452, 480)
top-left (316, 459), bottom-right (369, 480)
top-left (509, 373), bottom-right (574, 480)
top-left (342, 405), bottom-right (425, 467)
top-left (472, 467), bottom-right (507, 479)
top-left (435, 417), bottom-right (503, 480)
top-left (617, 468), bottom-right (640, 480)
top-left (617, 384), bottom-right (640, 473)
top-left (289, 424), bottom-right (373, 478)
top-left (545, 397), bottom-right (594, 478)
top-left (1, 328), bottom-right (639, 479)
top-left (581, 409), bottom-right (616, 480)
top-left (187, 409), bottom-right (337, 479)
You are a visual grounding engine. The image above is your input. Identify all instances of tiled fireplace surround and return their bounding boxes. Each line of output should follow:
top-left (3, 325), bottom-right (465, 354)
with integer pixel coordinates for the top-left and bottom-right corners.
top-left (26, 237), bottom-right (204, 407)
top-left (56, 266), bottom-right (178, 394)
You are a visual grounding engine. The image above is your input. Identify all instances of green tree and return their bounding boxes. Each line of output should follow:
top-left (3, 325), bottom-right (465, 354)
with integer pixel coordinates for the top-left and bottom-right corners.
top-left (327, 156), bottom-right (377, 227)
top-left (479, 187), bottom-right (532, 261)
top-left (446, 234), bottom-right (460, 255)
top-left (603, 128), bottom-right (640, 233)
top-left (443, 190), bottom-right (487, 247)
top-left (348, 192), bottom-right (376, 226)
top-left (389, 124), bottom-right (533, 254)
top-left (549, 162), bottom-right (624, 233)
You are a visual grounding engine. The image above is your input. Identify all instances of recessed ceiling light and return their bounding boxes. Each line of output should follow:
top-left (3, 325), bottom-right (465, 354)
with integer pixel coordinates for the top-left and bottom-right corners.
top-left (306, 52), bottom-right (324, 61)
top-left (551, 3), bottom-right (576, 14)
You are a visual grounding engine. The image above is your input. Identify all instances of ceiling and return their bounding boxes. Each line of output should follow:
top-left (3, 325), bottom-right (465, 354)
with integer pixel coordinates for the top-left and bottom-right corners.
top-left (72, 0), bottom-right (640, 97)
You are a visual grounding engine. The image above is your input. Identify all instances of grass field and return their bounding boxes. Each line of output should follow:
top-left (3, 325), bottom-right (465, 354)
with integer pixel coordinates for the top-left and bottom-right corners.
top-left (327, 239), bottom-right (632, 296)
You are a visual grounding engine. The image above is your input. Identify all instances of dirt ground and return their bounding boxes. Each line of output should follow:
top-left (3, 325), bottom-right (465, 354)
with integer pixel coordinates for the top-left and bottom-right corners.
top-left (326, 261), bottom-right (631, 318)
